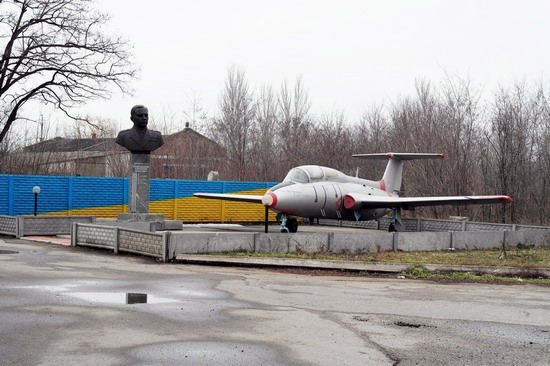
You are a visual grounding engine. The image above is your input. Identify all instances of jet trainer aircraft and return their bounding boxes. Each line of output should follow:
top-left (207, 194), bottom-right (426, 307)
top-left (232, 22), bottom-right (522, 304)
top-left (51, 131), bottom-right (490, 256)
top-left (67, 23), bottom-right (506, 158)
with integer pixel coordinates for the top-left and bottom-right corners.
top-left (194, 153), bottom-right (512, 233)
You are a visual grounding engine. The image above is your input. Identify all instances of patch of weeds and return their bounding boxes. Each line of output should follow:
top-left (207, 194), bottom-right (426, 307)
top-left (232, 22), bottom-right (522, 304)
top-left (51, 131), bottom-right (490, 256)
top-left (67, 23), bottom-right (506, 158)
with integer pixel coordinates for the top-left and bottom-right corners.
top-left (401, 266), bottom-right (550, 286)
top-left (406, 264), bottom-right (430, 277)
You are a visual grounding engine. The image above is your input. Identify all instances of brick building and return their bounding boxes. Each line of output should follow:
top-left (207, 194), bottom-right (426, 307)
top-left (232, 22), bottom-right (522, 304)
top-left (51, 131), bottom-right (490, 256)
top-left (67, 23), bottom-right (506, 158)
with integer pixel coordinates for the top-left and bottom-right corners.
top-left (14, 125), bottom-right (225, 179)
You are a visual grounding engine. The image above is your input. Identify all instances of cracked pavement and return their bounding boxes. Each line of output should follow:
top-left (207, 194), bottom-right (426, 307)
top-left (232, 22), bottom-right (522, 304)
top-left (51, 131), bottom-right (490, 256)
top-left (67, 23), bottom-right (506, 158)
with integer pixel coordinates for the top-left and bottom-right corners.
top-left (1, 238), bottom-right (549, 365)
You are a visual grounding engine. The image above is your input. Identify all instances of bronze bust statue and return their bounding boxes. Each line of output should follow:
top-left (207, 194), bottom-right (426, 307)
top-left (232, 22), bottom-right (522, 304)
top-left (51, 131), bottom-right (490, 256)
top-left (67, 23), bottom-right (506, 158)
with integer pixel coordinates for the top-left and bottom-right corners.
top-left (116, 105), bottom-right (164, 153)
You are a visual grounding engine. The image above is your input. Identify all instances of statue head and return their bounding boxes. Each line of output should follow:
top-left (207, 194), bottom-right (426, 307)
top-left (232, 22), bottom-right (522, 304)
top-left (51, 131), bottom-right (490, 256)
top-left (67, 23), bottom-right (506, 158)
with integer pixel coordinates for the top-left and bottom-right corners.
top-left (116, 104), bottom-right (164, 153)
top-left (130, 105), bottom-right (148, 130)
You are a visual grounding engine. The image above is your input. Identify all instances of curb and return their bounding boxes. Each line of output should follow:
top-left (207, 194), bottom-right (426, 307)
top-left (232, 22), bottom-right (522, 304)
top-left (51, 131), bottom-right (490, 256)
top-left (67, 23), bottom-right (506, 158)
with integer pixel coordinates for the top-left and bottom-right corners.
top-left (175, 254), bottom-right (550, 277)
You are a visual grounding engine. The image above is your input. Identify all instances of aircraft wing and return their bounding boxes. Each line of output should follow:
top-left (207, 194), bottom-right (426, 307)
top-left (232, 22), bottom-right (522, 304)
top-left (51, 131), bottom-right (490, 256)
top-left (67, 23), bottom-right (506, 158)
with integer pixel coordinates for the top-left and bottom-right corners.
top-left (344, 193), bottom-right (512, 210)
top-left (193, 193), bottom-right (264, 203)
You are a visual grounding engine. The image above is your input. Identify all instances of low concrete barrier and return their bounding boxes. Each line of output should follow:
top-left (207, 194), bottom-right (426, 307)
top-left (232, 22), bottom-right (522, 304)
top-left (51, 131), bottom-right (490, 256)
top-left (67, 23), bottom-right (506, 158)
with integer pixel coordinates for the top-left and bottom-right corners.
top-left (319, 218), bottom-right (550, 233)
top-left (169, 232), bottom-right (255, 256)
top-left (72, 223), bottom-right (168, 261)
top-left (452, 231), bottom-right (504, 250)
top-left (0, 215), bottom-right (95, 238)
top-left (283, 233), bottom-right (329, 253)
top-left (20, 216), bottom-right (95, 237)
top-left (505, 230), bottom-right (550, 248)
top-left (398, 232), bottom-right (451, 251)
top-left (0, 215), bottom-right (18, 236)
top-left (330, 232), bottom-right (394, 254)
top-left (70, 223), bottom-right (550, 262)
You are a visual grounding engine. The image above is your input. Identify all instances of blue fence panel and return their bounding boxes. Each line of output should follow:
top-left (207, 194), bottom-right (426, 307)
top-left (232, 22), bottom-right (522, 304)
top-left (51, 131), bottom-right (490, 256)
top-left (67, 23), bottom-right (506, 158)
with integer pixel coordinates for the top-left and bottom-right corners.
top-left (223, 181), bottom-right (276, 193)
top-left (12, 175), bottom-right (69, 215)
top-left (0, 174), bottom-right (278, 216)
top-left (71, 176), bottom-right (127, 208)
top-left (0, 176), bottom-right (9, 215)
top-left (177, 180), bottom-right (224, 198)
top-left (150, 179), bottom-right (177, 201)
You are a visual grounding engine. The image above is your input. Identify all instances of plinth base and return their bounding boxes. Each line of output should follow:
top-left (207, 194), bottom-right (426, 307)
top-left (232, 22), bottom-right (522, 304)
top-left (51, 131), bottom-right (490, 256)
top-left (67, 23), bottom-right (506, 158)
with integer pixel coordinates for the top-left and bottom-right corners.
top-left (117, 213), bottom-right (166, 231)
top-left (117, 213), bottom-right (165, 222)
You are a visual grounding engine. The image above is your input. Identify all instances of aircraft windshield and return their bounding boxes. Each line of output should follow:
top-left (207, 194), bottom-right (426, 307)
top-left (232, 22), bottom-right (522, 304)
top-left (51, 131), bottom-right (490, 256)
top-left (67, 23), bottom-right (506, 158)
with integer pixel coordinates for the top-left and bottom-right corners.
top-left (283, 166), bottom-right (330, 183)
top-left (283, 168), bottom-right (310, 183)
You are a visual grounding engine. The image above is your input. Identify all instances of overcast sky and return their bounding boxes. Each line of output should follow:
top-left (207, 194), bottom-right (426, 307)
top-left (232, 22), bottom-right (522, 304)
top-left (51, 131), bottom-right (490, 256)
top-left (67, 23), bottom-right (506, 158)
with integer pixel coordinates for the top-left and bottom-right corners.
top-left (74, 0), bottom-right (550, 131)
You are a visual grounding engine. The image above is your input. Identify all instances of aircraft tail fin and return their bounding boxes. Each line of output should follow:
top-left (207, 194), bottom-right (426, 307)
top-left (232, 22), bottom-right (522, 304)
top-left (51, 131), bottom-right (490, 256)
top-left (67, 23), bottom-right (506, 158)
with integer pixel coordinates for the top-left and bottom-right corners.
top-left (352, 152), bottom-right (444, 194)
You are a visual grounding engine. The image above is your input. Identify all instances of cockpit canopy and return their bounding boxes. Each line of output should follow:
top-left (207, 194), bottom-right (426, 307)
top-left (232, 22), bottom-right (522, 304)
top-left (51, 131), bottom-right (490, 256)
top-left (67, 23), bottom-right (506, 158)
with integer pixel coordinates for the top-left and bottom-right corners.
top-left (283, 165), bottom-right (341, 183)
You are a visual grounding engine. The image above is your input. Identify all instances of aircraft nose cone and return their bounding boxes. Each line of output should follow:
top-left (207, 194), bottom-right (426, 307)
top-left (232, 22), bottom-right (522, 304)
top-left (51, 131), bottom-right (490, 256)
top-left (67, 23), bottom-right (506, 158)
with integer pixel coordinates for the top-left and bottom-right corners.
top-left (262, 192), bottom-right (278, 207)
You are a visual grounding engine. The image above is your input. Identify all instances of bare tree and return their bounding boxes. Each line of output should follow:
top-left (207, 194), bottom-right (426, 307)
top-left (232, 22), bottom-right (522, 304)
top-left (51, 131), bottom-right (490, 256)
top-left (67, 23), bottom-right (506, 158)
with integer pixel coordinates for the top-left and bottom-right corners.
top-left (353, 103), bottom-right (391, 180)
top-left (249, 83), bottom-right (279, 181)
top-left (0, 0), bottom-right (136, 144)
top-left (64, 116), bottom-right (117, 139)
top-left (436, 76), bottom-right (483, 218)
top-left (533, 83), bottom-right (550, 224)
top-left (182, 93), bottom-right (209, 133)
top-left (277, 76), bottom-right (312, 171)
top-left (209, 66), bottom-right (255, 180)
top-left (484, 83), bottom-right (538, 223)
top-left (310, 110), bottom-right (354, 172)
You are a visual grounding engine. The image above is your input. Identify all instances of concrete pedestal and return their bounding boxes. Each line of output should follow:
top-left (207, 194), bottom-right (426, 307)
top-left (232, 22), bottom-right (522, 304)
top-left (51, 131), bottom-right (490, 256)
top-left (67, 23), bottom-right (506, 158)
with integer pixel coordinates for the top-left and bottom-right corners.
top-left (118, 153), bottom-right (167, 230)
top-left (129, 153), bottom-right (151, 213)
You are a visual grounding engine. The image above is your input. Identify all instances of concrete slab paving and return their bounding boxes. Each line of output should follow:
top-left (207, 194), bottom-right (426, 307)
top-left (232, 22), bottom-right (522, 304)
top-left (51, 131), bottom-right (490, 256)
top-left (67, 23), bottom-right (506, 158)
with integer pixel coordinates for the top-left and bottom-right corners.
top-left (1, 237), bottom-right (549, 365)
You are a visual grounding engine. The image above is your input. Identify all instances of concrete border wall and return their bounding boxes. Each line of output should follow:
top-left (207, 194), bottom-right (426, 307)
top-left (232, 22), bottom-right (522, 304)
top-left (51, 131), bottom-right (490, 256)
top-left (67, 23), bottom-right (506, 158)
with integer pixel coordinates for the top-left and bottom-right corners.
top-left (398, 232), bottom-right (451, 251)
top-left (19, 216), bottom-right (95, 236)
top-left (70, 224), bottom-right (549, 262)
top-left (0, 215), bottom-right (95, 238)
top-left (72, 223), bottom-right (168, 261)
top-left (0, 215), bottom-right (18, 236)
top-left (320, 218), bottom-right (550, 233)
top-left (168, 230), bottom-right (550, 259)
top-left (330, 232), bottom-right (394, 254)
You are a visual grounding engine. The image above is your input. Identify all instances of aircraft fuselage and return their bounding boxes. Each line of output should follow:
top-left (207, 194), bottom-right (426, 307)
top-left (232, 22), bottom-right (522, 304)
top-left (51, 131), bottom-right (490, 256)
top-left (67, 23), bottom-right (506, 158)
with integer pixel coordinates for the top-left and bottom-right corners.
top-left (263, 170), bottom-right (390, 221)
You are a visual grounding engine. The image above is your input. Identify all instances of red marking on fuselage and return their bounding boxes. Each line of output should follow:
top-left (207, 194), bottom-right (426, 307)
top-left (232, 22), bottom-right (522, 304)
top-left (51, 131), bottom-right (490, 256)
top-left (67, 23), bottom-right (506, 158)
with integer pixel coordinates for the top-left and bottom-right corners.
top-left (267, 192), bottom-right (278, 208)
top-left (344, 195), bottom-right (356, 209)
top-left (378, 179), bottom-right (392, 197)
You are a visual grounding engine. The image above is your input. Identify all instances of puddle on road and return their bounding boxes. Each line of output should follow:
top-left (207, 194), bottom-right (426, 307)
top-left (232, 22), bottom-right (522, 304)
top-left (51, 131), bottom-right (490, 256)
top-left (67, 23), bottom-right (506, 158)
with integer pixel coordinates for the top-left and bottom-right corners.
top-left (67, 292), bottom-right (179, 305)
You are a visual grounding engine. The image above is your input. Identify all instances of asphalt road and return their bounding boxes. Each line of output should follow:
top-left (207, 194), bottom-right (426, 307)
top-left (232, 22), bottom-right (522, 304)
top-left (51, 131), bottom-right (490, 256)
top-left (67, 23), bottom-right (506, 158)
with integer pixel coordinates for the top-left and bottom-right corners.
top-left (1, 238), bottom-right (549, 366)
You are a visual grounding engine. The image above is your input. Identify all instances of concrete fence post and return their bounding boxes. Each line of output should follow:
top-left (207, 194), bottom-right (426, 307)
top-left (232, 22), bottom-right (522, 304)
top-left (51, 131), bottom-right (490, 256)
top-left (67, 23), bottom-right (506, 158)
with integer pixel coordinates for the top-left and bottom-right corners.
top-left (114, 227), bottom-right (120, 254)
top-left (462, 221), bottom-right (467, 232)
top-left (15, 216), bottom-right (22, 239)
top-left (392, 232), bottom-right (398, 252)
top-left (449, 231), bottom-right (454, 249)
top-left (512, 224), bottom-right (517, 231)
top-left (417, 218), bottom-right (422, 232)
top-left (71, 223), bottom-right (77, 247)
top-left (162, 231), bottom-right (170, 262)
top-left (327, 232), bottom-right (334, 252)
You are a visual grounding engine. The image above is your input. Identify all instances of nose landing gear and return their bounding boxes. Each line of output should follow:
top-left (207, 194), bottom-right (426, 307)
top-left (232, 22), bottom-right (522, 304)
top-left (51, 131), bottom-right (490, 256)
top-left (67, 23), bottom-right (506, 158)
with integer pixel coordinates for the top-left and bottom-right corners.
top-left (276, 213), bottom-right (299, 233)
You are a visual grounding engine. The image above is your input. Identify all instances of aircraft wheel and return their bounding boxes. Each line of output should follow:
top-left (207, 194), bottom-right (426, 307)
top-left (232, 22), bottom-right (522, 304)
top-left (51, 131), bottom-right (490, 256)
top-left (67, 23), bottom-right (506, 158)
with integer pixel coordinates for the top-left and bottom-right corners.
top-left (287, 218), bottom-right (298, 233)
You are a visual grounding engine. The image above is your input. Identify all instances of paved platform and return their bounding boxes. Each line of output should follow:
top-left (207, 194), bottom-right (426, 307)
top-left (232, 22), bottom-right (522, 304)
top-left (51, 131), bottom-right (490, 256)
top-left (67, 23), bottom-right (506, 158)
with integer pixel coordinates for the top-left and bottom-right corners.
top-left (18, 224), bottom-right (550, 278)
top-left (23, 235), bottom-right (71, 246)
top-left (2, 238), bottom-right (549, 365)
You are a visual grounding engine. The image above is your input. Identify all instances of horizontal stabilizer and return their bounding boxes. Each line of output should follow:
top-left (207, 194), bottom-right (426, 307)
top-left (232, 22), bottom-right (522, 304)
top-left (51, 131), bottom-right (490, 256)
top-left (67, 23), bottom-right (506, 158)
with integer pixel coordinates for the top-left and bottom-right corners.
top-left (193, 193), bottom-right (263, 203)
top-left (352, 152), bottom-right (444, 160)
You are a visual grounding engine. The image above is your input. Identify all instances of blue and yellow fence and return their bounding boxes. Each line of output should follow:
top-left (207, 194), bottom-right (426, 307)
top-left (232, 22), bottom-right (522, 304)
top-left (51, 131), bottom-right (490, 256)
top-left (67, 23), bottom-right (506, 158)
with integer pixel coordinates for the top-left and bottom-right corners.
top-left (0, 175), bottom-right (277, 223)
